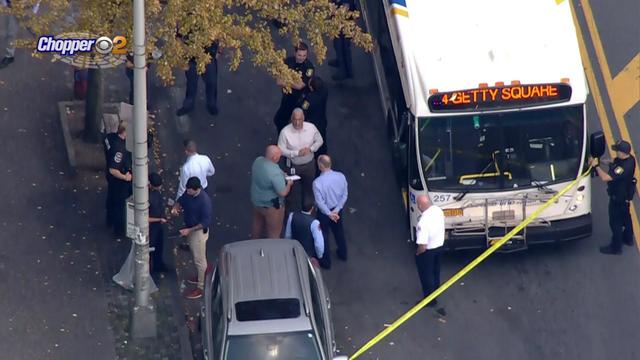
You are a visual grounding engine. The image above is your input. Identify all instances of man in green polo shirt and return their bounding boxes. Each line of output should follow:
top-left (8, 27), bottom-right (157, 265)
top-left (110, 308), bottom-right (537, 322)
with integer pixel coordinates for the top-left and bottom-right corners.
top-left (251, 145), bottom-right (293, 238)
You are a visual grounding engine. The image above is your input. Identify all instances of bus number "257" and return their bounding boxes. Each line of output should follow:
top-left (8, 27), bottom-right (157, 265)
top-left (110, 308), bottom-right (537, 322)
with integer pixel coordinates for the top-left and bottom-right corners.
top-left (432, 194), bottom-right (451, 203)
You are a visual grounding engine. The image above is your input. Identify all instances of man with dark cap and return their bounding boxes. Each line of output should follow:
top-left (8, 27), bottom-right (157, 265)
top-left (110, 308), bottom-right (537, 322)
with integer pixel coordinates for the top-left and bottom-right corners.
top-left (171, 177), bottom-right (213, 299)
top-left (148, 173), bottom-right (168, 273)
top-left (590, 139), bottom-right (637, 255)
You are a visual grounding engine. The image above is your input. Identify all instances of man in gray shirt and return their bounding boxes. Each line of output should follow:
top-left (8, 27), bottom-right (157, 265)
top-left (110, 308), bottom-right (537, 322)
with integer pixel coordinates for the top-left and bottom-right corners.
top-left (251, 145), bottom-right (293, 238)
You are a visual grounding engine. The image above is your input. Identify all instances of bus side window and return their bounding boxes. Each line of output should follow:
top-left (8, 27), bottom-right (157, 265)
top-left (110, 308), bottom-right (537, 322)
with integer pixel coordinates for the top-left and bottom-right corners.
top-left (409, 122), bottom-right (424, 191)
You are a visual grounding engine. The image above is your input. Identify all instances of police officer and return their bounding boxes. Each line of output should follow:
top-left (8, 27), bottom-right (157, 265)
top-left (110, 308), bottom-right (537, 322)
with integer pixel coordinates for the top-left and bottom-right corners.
top-left (284, 201), bottom-right (325, 267)
top-left (299, 76), bottom-right (329, 157)
top-left (107, 125), bottom-right (133, 237)
top-left (590, 139), bottom-right (636, 255)
top-left (273, 42), bottom-right (315, 135)
top-left (328, 0), bottom-right (356, 81)
top-left (104, 124), bottom-right (126, 227)
top-left (148, 173), bottom-right (168, 272)
top-left (176, 40), bottom-right (220, 117)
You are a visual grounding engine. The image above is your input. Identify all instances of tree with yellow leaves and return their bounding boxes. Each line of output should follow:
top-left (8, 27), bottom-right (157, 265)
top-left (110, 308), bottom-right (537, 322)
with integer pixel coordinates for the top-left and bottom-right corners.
top-left (4, 0), bottom-right (373, 87)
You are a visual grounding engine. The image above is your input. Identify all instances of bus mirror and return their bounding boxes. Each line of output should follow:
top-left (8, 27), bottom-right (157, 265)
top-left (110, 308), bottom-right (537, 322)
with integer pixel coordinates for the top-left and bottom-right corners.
top-left (589, 131), bottom-right (605, 158)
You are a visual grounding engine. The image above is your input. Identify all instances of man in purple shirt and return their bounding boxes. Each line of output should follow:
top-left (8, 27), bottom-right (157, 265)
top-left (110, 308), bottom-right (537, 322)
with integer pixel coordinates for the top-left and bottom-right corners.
top-left (312, 155), bottom-right (348, 269)
top-left (171, 177), bottom-right (212, 299)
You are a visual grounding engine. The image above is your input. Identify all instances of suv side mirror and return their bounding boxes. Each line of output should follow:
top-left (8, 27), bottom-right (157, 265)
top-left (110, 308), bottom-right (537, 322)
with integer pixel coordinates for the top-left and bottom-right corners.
top-left (590, 131), bottom-right (605, 158)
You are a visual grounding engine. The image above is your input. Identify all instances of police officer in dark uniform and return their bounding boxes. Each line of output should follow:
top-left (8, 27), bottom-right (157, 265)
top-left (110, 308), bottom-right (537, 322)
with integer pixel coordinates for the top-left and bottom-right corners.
top-left (590, 139), bottom-right (637, 255)
top-left (329, 0), bottom-right (356, 81)
top-left (299, 76), bottom-right (329, 157)
top-left (148, 173), bottom-right (168, 272)
top-left (104, 124), bottom-right (126, 227)
top-left (284, 201), bottom-right (325, 267)
top-left (176, 36), bottom-right (220, 117)
top-left (107, 128), bottom-right (133, 237)
top-left (273, 42), bottom-right (315, 135)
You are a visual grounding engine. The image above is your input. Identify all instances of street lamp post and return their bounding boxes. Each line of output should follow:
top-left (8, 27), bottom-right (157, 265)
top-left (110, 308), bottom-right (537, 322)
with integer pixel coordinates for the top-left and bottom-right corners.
top-left (130, 0), bottom-right (156, 339)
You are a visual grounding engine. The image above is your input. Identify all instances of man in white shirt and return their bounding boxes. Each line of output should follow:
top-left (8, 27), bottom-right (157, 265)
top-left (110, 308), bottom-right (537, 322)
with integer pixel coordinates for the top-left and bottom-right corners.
top-left (415, 195), bottom-right (446, 312)
top-left (278, 108), bottom-right (323, 211)
top-left (176, 140), bottom-right (216, 200)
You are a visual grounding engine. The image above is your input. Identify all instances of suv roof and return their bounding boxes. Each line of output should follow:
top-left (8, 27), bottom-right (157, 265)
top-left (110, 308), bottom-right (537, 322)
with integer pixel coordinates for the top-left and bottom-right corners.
top-left (220, 239), bottom-right (314, 336)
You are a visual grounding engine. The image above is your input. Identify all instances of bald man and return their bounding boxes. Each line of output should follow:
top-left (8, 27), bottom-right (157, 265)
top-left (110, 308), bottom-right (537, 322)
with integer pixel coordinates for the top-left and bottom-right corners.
top-left (415, 195), bottom-right (446, 312)
top-left (250, 145), bottom-right (294, 238)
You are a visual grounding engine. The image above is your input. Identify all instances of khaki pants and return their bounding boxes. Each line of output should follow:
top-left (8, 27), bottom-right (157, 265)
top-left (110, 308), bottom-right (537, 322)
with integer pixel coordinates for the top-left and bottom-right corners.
top-left (187, 229), bottom-right (209, 289)
top-left (251, 206), bottom-right (285, 239)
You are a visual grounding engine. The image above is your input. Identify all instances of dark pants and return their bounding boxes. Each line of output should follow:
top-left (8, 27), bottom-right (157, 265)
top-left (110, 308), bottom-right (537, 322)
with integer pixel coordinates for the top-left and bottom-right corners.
top-left (150, 223), bottom-right (166, 271)
top-left (183, 59), bottom-right (218, 110)
top-left (333, 35), bottom-right (352, 77)
top-left (125, 67), bottom-right (150, 109)
top-left (107, 178), bottom-right (132, 236)
top-left (608, 200), bottom-right (633, 250)
top-left (315, 125), bottom-right (328, 156)
top-left (318, 211), bottom-right (347, 269)
top-left (415, 247), bottom-right (442, 302)
top-left (285, 160), bottom-right (316, 212)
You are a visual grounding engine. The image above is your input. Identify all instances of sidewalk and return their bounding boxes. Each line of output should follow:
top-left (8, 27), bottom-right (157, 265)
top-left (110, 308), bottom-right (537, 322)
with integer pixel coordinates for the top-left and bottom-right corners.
top-left (0, 38), bottom-right (190, 359)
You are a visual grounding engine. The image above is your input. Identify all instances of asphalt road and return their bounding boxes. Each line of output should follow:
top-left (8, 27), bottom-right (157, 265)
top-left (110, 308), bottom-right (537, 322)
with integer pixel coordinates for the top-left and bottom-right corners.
top-left (157, 3), bottom-right (640, 360)
top-left (0, 0), bottom-right (636, 359)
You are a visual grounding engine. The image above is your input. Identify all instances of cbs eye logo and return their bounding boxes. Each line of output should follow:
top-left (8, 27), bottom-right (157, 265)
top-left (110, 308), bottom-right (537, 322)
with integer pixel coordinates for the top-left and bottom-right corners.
top-left (94, 36), bottom-right (128, 55)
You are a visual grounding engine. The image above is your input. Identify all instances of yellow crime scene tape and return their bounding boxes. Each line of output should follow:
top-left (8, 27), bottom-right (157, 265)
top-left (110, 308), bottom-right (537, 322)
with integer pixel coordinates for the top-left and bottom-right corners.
top-left (349, 166), bottom-right (594, 360)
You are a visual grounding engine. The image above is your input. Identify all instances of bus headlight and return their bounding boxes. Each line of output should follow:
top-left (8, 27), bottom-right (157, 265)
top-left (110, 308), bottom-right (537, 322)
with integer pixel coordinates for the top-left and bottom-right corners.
top-left (568, 205), bottom-right (578, 212)
top-left (575, 194), bottom-right (584, 202)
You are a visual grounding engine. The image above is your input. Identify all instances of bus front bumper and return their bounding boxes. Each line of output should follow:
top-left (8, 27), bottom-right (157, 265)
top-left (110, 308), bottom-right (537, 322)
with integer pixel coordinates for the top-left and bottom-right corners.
top-left (444, 214), bottom-right (592, 251)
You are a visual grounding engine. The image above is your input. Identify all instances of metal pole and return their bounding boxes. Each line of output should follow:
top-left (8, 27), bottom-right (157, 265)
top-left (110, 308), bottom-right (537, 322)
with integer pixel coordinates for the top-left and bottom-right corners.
top-left (131, 0), bottom-right (156, 339)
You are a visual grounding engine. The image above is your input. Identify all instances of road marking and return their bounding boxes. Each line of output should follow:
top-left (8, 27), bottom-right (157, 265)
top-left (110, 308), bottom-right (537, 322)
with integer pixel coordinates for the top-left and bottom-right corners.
top-left (571, 1), bottom-right (640, 249)
top-left (350, 167), bottom-right (593, 360)
top-left (581, 0), bottom-right (640, 199)
top-left (611, 54), bottom-right (640, 117)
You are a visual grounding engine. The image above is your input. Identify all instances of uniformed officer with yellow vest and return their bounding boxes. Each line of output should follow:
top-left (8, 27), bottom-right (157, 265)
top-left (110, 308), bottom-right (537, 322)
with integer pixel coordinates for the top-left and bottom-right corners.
top-left (273, 42), bottom-right (315, 135)
top-left (590, 139), bottom-right (637, 255)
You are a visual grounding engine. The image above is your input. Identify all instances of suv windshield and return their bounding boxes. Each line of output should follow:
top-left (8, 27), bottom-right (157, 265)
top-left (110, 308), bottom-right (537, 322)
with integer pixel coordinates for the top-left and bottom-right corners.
top-left (225, 331), bottom-right (322, 360)
top-left (418, 105), bottom-right (584, 192)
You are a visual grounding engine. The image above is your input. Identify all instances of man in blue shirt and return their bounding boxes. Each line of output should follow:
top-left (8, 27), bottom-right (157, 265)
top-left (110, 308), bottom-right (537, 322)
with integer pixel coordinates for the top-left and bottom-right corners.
top-left (171, 177), bottom-right (212, 299)
top-left (285, 201), bottom-right (325, 267)
top-left (312, 155), bottom-right (348, 269)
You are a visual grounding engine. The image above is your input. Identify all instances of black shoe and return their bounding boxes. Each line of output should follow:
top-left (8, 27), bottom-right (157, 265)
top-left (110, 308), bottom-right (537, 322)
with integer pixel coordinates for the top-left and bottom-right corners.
top-left (0, 56), bottom-right (14, 69)
top-left (623, 239), bottom-right (634, 247)
top-left (207, 105), bottom-right (219, 116)
top-left (599, 245), bottom-right (622, 255)
top-left (331, 73), bottom-right (352, 81)
top-left (328, 59), bottom-right (339, 67)
top-left (435, 307), bottom-right (447, 317)
top-left (176, 106), bottom-right (193, 116)
top-left (425, 299), bottom-right (438, 308)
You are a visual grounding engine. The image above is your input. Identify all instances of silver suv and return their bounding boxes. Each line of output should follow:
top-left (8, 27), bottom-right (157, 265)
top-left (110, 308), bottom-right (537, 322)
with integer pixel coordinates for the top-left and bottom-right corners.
top-left (201, 239), bottom-right (346, 360)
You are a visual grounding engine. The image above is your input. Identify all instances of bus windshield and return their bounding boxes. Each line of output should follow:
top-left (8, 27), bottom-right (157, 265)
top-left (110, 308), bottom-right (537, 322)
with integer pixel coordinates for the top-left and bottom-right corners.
top-left (418, 105), bottom-right (584, 192)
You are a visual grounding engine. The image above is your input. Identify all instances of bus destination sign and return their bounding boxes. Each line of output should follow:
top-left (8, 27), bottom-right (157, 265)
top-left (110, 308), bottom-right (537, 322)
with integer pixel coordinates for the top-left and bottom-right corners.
top-left (428, 83), bottom-right (572, 112)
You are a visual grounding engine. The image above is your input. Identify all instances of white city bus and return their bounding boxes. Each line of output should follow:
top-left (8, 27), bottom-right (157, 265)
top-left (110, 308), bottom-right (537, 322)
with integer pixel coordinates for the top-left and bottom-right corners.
top-left (361, 0), bottom-right (594, 251)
